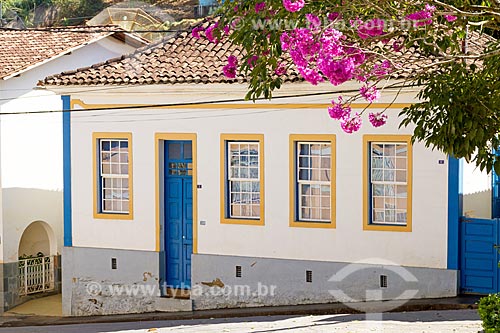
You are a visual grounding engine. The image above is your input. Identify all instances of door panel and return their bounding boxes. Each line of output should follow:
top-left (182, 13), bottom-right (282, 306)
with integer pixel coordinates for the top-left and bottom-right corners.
top-left (460, 218), bottom-right (498, 294)
top-left (165, 141), bottom-right (193, 289)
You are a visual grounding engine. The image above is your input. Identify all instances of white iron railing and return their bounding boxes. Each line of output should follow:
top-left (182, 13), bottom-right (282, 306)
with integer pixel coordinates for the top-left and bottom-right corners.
top-left (18, 256), bottom-right (55, 296)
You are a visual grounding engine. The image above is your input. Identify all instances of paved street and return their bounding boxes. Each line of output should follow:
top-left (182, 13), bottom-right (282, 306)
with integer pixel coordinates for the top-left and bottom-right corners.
top-left (0, 310), bottom-right (482, 333)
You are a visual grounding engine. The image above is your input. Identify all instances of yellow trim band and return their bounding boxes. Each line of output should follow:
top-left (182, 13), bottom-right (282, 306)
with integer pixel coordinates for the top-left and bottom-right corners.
top-left (92, 132), bottom-right (134, 220)
top-left (363, 135), bottom-right (412, 232)
top-left (71, 99), bottom-right (411, 110)
top-left (155, 133), bottom-right (198, 254)
top-left (220, 134), bottom-right (265, 226)
top-left (289, 134), bottom-right (336, 229)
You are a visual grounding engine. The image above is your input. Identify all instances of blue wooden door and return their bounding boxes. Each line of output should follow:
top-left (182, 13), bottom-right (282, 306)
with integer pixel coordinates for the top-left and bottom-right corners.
top-left (493, 170), bottom-right (500, 218)
top-left (460, 217), bottom-right (499, 294)
top-left (165, 141), bottom-right (193, 289)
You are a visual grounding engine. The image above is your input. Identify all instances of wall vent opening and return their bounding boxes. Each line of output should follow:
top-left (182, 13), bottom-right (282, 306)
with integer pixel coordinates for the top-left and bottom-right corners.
top-left (236, 265), bottom-right (242, 278)
top-left (306, 270), bottom-right (313, 283)
top-left (111, 258), bottom-right (117, 270)
top-left (380, 274), bottom-right (388, 288)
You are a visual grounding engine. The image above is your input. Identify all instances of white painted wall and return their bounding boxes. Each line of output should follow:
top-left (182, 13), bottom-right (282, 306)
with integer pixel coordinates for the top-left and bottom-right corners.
top-left (0, 36), bottom-right (139, 263)
top-left (2, 188), bottom-right (62, 262)
top-left (66, 82), bottom-right (450, 269)
top-left (0, 36), bottom-right (137, 190)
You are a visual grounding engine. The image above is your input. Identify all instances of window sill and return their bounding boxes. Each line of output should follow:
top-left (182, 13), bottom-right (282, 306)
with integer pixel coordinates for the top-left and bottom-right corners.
top-left (221, 218), bottom-right (264, 226)
top-left (363, 223), bottom-right (411, 232)
top-left (290, 221), bottom-right (335, 229)
top-left (94, 212), bottom-right (134, 220)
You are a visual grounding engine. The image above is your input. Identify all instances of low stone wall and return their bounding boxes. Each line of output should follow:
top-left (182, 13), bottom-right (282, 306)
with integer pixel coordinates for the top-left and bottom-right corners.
top-left (191, 254), bottom-right (458, 310)
top-left (62, 247), bottom-right (160, 316)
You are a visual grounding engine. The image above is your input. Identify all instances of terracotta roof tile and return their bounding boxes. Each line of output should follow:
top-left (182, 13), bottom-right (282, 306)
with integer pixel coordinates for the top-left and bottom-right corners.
top-left (0, 26), bottom-right (128, 80)
top-left (41, 21), bottom-right (303, 86)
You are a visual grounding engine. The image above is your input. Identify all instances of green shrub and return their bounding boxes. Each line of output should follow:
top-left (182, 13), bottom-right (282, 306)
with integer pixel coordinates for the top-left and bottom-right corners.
top-left (478, 293), bottom-right (500, 332)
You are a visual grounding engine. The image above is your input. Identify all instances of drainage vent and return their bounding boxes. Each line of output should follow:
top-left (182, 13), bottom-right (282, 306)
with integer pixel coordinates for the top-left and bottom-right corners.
top-left (111, 258), bottom-right (117, 270)
top-left (306, 270), bottom-right (313, 283)
top-left (380, 274), bottom-right (388, 288)
top-left (236, 265), bottom-right (242, 278)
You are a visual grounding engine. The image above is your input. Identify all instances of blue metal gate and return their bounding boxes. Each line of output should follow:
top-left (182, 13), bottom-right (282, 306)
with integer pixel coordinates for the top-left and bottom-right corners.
top-left (165, 141), bottom-right (193, 289)
top-left (460, 217), bottom-right (499, 294)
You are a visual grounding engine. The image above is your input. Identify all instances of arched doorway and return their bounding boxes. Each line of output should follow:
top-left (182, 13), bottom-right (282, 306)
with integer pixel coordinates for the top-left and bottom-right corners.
top-left (18, 221), bottom-right (56, 295)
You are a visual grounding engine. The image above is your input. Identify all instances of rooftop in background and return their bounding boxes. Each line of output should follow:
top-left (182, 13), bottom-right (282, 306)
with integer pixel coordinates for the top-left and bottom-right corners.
top-left (86, 1), bottom-right (207, 42)
top-left (40, 20), bottom-right (301, 87)
top-left (0, 26), bottom-right (147, 80)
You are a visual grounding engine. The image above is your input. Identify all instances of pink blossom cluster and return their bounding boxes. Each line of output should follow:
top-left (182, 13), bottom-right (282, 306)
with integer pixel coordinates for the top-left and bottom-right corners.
top-left (357, 19), bottom-right (385, 39)
top-left (328, 97), bottom-right (351, 120)
top-left (360, 85), bottom-right (380, 103)
top-left (281, 27), bottom-right (366, 87)
top-left (283, 0), bottom-right (305, 12)
top-left (406, 4), bottom-right (436, 27)
top-left (223, 55), bottom-right (238, 79)
top-left (368, 112), bottom-right (388, 127)
top-left (255, 2), bottom-right (266, 13)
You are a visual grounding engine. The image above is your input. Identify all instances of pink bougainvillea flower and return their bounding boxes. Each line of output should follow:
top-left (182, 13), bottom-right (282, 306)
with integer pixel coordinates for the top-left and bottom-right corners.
top-left (360, 85), bottom-right (381, 102)
top-left (306, 13), bottom-right (321, 28)
top-left (223, 64), bottom-right (237, 78)
top-left (425, 4), bottom-right (436, 12)
top-left (297, 66), bottom-right (323, 85)
top-left (340, 113), bottom-right (362, 134)
top-left (328, 97), bottom-right (351, 120)
top-left (283, 0), bottom-right (305, 12)
top-left (327, 12), bottom-right (340, 21)
top-left (223, 56), bottom-right (238, 79)
top-left (255, 2), bottom-right (266, 13)
top-left (205, 23), bottom-right (219, 44)
top-left (392, 41), bottom-right (403, 52)
top-left (223, 25), bottom-right (230, 35)
top-left (247, 55), bottom-right (259, 68)
top-left (444, 14), bottom-right (457, 22)
top-left (280, 32), bottom-right (291, 50)
top-left (192, 26), bottom-right (204, 39)
top-left (233, 5), bottom-right (239, 12)
top-left (372, 60), bottom-right (392, 78)
top-left (227, 55), bottom-right (238, 66)
top-left (369, 112), bottom-right (388, 127)
top-left (406, 4), bottom-right (435, 27)
top-left (357, 18), bottom-right (385, 39)
top-left (274, 62), bottom-right (286, 76)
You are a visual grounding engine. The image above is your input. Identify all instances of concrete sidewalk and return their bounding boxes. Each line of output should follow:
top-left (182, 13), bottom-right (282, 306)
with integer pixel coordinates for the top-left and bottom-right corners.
top-left (0, 295), bottom-right (480, 328)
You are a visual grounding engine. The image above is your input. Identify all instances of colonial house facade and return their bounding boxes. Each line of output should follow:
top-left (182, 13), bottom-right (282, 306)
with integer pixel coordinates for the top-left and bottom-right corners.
top-left (40, 28), bottom-right (462, 316)
top-left (0, 26), bottom-right (146, 312)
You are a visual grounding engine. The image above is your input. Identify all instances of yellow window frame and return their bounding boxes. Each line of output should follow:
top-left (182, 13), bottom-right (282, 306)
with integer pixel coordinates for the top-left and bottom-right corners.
top-left (92, 132), bottom-right (134, 220)
top-left (363, 135), bottom-right (412, 232)
top-left (220, 134), bottom-right (265, 226)
top-left (289, 134), bottom-right (336, 228)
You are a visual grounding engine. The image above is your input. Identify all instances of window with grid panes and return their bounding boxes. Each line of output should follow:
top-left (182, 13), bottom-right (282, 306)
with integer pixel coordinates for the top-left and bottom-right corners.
top-left (227, 141), bottom-right (260, 219)
top-left (99, 139), bottom-right (130, 214)
top-left (370, 142), bottom-right (408, 225)
top-left (297, 142), bottom-right (331, 222)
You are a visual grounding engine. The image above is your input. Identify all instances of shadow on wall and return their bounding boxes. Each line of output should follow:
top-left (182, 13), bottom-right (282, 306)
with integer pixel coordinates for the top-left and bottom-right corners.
top-left (463, 189), bottom-right (492, 219)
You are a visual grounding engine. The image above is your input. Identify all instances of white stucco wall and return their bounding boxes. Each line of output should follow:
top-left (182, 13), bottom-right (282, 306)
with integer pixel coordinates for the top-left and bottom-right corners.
top-left (65, 82), bottom-right (450, 269)
top-left (2, 188), bottom-right (62, 262)
top-left (0, 36), bottom-right (139, 263)
top-left (0, 36), bottom-right (138, 190)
